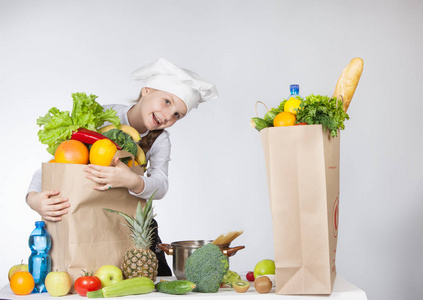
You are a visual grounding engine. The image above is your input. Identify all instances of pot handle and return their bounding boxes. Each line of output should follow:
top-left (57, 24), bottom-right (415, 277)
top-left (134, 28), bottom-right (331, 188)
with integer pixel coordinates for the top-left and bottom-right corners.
top-left (158, 243), bottom-right (173, 255)
top-left (223, 245), bottom-right (245, 257)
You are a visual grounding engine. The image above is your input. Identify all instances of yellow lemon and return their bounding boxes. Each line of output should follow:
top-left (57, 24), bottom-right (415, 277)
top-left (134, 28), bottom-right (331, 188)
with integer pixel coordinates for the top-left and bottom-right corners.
top-left (284, 97), bottom-right (302, 115)
top-left (89, 139), bottom-right (118, 166)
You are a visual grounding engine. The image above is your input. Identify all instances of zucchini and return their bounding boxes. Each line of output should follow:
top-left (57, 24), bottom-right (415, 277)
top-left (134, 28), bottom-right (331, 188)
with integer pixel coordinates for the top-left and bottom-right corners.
top-left (251, 117), bottom-right (273, 131)
top-left (155, 280), bottom-right (196, 295)
top-left (87, 277), bottom-right (155, 298)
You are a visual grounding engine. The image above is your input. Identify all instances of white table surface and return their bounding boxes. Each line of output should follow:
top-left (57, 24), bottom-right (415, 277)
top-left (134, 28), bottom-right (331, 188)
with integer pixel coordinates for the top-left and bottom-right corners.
top-left (0, 275), bottom-right (367, 300)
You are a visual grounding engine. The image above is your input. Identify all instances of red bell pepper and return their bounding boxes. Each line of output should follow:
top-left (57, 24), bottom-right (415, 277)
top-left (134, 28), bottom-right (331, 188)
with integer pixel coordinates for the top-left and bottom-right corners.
top-left (71, 128), bottom-right (122, 150)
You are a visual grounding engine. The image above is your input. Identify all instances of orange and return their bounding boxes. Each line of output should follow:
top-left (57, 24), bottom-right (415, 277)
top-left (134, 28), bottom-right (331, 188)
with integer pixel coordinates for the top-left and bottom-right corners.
top-left (284, 97), bottom-right (302, 115)
top-left (55, 140), bottom-right (89, 164)
top-left (127, 159), bottom-right (139, 167)
top-left (10, 271), bottom-right (34, 295)
top-left (89, 139), bottom-right (118, 166)
top-left (49, 159), bottom-right (56, 163)
top-left (273, 111), bottom-right (296, 127)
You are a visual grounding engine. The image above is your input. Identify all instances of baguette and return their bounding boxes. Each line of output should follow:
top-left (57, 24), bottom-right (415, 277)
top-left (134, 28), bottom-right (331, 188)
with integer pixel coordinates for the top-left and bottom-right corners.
top-left (332, 57), bottom-right (364, 112)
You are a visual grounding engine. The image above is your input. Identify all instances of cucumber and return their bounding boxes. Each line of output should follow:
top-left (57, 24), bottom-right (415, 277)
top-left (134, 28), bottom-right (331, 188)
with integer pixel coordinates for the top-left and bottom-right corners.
top-left (264, 110), bottom-right (280, 123)
top-left (251, 117), bottom-right (273, 131)
top-left (155, 280), bottom-right (196, 295)
top-left (87, 277), bottom-right (155, 298)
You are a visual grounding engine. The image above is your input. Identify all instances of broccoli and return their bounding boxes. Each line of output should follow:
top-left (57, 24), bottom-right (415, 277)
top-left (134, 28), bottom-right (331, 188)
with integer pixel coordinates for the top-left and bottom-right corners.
top-left (185, 243), bottom-right (229, 293)
top-left (102, 129), bottom-right (137, 164)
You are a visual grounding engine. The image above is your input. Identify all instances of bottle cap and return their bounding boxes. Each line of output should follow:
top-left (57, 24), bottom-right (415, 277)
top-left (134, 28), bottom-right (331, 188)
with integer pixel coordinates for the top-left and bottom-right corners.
top-left (290, 84), bottom-right (299, 91)
top-left (35, 221), bottom-right (45, 227)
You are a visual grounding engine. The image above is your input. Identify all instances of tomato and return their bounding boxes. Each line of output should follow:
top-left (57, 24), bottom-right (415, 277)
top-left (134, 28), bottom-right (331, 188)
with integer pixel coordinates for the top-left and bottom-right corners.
top-left (74, 272), bottom-right (102, 297)
top-left (295, 122), bottom-right (308, 126)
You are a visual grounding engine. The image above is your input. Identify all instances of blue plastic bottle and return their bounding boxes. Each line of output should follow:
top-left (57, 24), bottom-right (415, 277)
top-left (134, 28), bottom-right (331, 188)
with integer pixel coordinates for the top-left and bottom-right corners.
top-left (288, 84), bottom-right (301, 99)
top-left (28, 221), bottom-right (51, 293)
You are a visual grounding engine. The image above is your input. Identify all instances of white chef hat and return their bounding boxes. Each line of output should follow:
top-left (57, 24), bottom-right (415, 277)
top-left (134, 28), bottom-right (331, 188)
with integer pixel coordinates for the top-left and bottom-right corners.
top-left (131, 58), bottom-right (218, 113)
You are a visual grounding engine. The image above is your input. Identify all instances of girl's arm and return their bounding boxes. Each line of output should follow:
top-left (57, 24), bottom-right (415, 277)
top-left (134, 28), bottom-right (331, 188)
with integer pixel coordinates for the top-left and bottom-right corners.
top-left (26, 168), bottom-right (70, 222)
top-left (128, 130), bottom-right (170, 199)
top-left (27, 191), bottom-right (70, 222)
top-left (84, 130), bottom-right (171, 199)
top-left (83, 157), bottom-right (146, 193)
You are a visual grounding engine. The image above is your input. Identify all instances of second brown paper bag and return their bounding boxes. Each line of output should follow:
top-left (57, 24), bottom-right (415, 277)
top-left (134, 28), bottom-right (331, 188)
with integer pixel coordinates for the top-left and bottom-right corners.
top-left (260, 125), bottom-right (340, 295)
top-left (41, 153), bottom-right (145, 291)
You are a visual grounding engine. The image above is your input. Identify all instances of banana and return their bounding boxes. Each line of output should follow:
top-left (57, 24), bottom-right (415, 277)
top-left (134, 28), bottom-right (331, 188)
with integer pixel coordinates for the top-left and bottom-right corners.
top-left (98, 124), bottom-right (116, 133)
top-left (99, 124), bottom-right (141, 142)
top-left (120, 125), bottom-right (141, 142)
top-left (135, 145), bottom-right (146, 166)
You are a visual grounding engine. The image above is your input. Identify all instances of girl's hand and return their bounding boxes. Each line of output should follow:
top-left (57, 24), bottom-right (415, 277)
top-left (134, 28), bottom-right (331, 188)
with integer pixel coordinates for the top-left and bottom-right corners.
top-left (84, 157), bottom-right (145, 194)
top-left (26, 191), bottom-right (70, 222)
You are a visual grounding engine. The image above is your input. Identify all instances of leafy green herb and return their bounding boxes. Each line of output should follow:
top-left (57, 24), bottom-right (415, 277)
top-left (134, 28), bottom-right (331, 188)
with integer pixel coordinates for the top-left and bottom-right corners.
top-left (37, 92), bottom-right (121, 155)
top-left (296, 94), bottom-right (349, 137)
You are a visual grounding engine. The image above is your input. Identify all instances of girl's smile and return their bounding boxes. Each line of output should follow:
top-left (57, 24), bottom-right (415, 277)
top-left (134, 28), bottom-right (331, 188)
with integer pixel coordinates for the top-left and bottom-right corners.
top-left (152, 113), bottom-right (162, 126)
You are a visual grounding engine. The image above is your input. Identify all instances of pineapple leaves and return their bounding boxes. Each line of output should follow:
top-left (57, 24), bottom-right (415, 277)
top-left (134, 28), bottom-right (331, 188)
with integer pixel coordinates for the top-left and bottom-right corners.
top-left (103, 208), bottom-right (135, 227)
top-left (103, 190), bottom-right (159, 249)
top-left (136, 201), bottom-right (146, 228)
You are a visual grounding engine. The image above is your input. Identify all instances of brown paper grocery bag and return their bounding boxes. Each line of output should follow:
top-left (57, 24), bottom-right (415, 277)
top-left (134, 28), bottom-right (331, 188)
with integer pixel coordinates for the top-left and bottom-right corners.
top-left (41, 151), bottom-right (144, 291)
top-left (260, 125), bottom-right (339, 295)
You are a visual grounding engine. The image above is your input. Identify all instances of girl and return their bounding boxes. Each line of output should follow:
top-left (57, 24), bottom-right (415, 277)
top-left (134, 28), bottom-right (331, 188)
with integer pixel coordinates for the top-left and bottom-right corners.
top-left (26, 58), bottom-right (218, 275)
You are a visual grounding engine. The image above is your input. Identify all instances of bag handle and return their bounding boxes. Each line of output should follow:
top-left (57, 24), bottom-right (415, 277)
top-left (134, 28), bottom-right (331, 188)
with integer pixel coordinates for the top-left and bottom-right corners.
top-left (255, 101), bottom-right (269, 117)
top-left (111, 150), bottom-right (144, 175)
top-left (335, 94), bottom-right (344, 110)
top-left (111, 150), bottom-right (135, 162)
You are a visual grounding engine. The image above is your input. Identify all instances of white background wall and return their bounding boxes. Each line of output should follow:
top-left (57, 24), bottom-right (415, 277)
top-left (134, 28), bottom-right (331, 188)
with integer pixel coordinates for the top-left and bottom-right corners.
top-left (1, 1), bottom-right (422, 299)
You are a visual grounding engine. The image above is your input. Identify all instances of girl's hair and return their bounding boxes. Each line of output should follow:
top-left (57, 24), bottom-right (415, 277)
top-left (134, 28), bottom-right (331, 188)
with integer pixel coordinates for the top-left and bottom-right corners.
top-left (134, 88), bottom-right (164, 154)
top-left (138, 129), bottom-right (164, 154)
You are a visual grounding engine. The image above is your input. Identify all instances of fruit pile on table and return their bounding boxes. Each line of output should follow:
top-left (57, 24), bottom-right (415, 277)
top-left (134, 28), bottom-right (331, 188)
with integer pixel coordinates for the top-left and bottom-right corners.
top-left (8, 257), bottom-right (277, 297)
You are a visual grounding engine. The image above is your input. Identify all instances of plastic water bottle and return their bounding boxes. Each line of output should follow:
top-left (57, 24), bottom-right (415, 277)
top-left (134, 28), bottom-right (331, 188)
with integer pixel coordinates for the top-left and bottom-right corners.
top-left (28, 221), bottom-right (51, 293)
top-left (288, 84), bottom-right (301, 99)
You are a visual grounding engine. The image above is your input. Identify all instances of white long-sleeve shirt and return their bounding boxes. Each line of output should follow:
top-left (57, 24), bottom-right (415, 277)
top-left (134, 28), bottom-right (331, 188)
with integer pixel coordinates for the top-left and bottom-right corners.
top-left (26, 104), bottom-right (171, 200)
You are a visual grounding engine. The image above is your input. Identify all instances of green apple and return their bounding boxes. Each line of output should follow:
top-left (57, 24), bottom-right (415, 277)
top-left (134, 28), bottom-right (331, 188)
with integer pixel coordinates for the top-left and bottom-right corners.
top-left (253, 259), bottom-right (275, 279)
top-left (94, 265), bottom-right (123, 287)
top-left (45, 271), bottom-right (72, 297)
top-left (8, 261), bottom-right (28, 281)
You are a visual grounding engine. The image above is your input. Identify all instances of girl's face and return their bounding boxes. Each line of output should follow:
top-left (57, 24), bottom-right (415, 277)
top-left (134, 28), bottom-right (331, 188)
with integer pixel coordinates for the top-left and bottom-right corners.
top-left (135, 87), bottom-right (188, 132)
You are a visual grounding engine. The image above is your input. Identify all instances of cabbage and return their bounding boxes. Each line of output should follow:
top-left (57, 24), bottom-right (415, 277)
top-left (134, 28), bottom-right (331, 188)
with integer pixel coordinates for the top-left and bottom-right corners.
top-left (37, 92), bottom-right (120, 155)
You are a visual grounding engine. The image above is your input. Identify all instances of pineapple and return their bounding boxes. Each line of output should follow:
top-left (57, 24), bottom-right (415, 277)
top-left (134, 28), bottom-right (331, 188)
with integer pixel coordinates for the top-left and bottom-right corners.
top-left (104, 193), bottom-right (158, 281)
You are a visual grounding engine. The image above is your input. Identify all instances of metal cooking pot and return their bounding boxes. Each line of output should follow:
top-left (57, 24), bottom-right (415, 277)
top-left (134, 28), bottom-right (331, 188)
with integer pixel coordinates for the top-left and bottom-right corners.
top-left (158, 240), bottom-right (245, 280)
